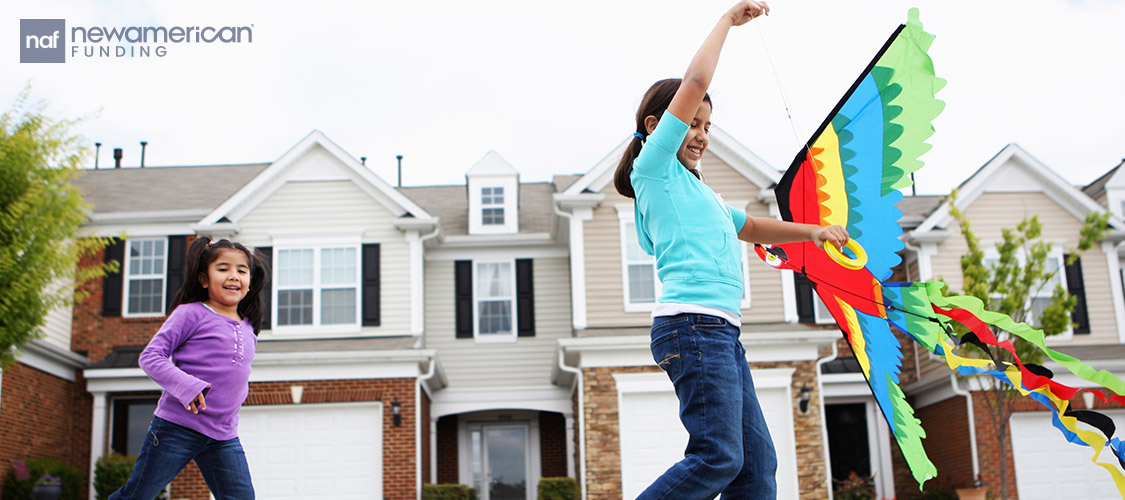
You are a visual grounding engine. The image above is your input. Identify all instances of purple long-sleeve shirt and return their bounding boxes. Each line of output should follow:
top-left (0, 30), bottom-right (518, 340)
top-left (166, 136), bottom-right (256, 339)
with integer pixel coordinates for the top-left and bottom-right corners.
top-left (139, 302), bottom-right (256, 440)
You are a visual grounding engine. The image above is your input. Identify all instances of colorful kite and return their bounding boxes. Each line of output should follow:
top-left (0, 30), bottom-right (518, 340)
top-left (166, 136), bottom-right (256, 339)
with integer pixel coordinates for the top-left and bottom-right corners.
top-left (753, 8), bottom-right (1125, 494)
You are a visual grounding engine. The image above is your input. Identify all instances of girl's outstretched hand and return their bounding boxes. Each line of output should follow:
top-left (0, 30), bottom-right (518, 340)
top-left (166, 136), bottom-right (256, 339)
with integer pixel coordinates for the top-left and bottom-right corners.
top-left (727, 0), bottom-right (769, 26)
top-left (812, 225), bottom-right (849, 250)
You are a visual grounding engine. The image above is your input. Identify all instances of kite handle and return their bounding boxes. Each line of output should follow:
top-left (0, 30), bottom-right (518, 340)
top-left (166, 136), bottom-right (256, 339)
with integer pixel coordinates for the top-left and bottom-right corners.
top-left (825, 239), bottom-right (868, 270)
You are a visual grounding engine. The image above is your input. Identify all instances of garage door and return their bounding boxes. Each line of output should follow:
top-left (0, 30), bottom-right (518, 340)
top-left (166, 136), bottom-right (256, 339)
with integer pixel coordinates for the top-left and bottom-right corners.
top-left (615, 370), bottom-right (798, 499)
top-left (238, 403), bottom-right (383, 500)
top-left (1010, 409), bottom-right (1125, 500)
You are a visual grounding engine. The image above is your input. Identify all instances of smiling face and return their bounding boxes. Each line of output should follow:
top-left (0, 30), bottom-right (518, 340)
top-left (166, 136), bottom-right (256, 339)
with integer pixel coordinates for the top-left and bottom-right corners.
top-left (676, 100), bottom-right (712, 169)
top-left (200, 248), bottom-right (251, 311)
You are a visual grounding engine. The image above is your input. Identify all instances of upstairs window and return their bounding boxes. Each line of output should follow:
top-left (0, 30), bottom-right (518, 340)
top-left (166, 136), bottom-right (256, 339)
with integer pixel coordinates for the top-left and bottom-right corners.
top-left (274, 245), bottom-right (360, 334)
top-left (124, 238), bottom-right (167, 316)
top-left (621, 220), bottom-right (659, 309)
top-left (475, 261), bottom-right (515, 338)
top-left (481, 187), bottom-right (505, 226)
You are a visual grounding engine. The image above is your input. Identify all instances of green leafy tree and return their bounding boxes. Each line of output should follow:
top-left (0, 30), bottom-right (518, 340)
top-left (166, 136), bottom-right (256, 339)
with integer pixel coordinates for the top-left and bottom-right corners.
top-left (0, 88), bottom-right (116, 368)
top-left (949, 190), bottom-right (1110, 500)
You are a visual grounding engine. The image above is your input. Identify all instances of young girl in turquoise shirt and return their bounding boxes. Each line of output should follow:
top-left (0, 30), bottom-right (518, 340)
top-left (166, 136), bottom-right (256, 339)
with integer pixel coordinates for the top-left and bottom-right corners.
top-left (612, 2), bottom-right (848, 498)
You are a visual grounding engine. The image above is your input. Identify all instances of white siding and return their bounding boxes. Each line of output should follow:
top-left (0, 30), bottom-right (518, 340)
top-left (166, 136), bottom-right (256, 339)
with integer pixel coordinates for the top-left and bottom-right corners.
top-left (424, 257), bottom-right (572, 388)
top-left (236, 179), bottom-right (412, 338)
top-left (931, 192), bottom-right (1117, 345)
top-left (583, 151), bottom-right (787, 328)
top-left (40, 302), bottom-right (73, 351)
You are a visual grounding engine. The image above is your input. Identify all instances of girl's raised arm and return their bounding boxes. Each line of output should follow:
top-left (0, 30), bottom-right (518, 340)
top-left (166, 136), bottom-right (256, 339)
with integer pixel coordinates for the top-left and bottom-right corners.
top-left (666, 0), bottom-right (769, 124)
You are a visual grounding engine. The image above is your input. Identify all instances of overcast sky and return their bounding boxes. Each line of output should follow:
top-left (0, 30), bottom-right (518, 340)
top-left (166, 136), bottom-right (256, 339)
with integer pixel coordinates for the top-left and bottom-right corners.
top-left (6, 0), bottom-right (1124, 195)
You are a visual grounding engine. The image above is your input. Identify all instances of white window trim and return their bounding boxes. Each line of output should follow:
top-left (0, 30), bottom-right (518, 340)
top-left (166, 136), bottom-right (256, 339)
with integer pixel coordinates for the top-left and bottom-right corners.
top-left (615, 203), bottom-right (751, 313)
top-left (481, 186), bottom-right (505, 226)
top-left (122, 237), bottom-right (167, 318)
top-left (982, 245), bottom-right (1073, 340)
top-left (472, 259), bottom-right (518, 343)
top-left (271, 233), bottom-right (363, 336)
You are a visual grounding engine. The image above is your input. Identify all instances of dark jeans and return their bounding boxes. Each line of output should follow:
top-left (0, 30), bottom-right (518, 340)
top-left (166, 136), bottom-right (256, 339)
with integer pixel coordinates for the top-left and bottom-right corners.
top-left (637, 314), bottom-right (778, 500)
top-left (109, 416), bottom-right (254, 500)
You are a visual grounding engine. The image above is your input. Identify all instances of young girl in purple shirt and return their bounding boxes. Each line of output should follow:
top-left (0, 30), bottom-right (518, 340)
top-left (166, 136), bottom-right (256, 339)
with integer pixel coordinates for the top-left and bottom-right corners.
top-left (110, 238), bottom-right (268, 500)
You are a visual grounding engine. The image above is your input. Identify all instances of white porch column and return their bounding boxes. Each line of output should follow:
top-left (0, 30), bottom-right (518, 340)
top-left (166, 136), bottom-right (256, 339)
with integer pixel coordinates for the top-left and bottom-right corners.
top-left (89, 391), bottom-right (108, 500)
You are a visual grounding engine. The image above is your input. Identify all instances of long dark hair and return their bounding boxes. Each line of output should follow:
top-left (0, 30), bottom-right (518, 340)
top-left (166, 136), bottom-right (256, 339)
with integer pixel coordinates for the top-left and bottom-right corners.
top-left (169, 237), bottom-right (270, 335)
top-left (613, 78), bottom-right (711, 198)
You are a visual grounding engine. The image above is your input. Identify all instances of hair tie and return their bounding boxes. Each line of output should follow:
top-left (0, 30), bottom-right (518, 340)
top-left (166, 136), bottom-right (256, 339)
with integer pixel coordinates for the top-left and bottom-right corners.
top-left (207, 239), bottom-right (214, 246)
top-left (634, 132), bottom-right (645, 140)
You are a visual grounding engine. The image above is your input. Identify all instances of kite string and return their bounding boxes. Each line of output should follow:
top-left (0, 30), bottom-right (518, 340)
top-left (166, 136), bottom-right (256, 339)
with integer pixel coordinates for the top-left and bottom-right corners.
top-left (752, 22), bottom-right (806, 150)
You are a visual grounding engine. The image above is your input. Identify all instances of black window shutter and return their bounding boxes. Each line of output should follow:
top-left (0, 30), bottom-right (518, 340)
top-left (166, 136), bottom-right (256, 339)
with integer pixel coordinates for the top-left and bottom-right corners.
top-left (1064, 254), bottom-right (1090, 334)
top-left (257, 246), bottom-right (273, 330)
top-left (165, 236), bottom-right (187, 314)
top-left (794, 272), bottom-right (815, 324)
top-left (362, 244), bottom-right (381, 327)
top-left (516, 259), bottom-right (535, 337)
top-left (455, 260), bottom-right (473, 338)
top-left (102, 238), bottom-right (125, 316)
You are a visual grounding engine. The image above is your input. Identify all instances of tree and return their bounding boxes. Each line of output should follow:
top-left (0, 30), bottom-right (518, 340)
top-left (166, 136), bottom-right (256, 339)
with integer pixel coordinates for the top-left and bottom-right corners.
top-left (949, 190), bottom-right (1110, 500)
top-left (0, 88), bottom-right (116, 368)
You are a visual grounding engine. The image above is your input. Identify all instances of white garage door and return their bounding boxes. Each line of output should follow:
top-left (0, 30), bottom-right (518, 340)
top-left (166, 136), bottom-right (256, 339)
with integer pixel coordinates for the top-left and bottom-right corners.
top-left (238, 403), bottom-right (383, 500)
top-left (1010, 409), bottom-right (1125, 500)
top-left (615, 370), bottom-right (798, 499)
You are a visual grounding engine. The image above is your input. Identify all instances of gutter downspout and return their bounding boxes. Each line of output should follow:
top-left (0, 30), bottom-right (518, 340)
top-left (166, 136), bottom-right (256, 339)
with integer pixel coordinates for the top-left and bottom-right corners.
top-left (413, 226), bottom-right (442, 343)
top-left (557, 349), bottom-right (587, 500)
top-left (950, 373), bottom-right (981, 483)
top-left (816, 341), bottom-right (839, 500)
top-left (417, 359), bottom-right (437, 500)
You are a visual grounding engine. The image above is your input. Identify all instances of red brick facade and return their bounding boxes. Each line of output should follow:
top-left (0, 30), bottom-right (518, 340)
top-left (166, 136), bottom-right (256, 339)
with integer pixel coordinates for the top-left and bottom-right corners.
top-left (0, 362), bottom-right (92, 499)
top-left (539, 411), bottom-right (568, 478)
top-left (436, 415), bottom-right (459, 484)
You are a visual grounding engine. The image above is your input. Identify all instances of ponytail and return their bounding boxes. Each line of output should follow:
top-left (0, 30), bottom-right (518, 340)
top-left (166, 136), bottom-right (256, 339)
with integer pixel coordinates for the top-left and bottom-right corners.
top-left (612, 78), bottom-right (711, 199)
top-left (169, 237), bottom-right (270, 335)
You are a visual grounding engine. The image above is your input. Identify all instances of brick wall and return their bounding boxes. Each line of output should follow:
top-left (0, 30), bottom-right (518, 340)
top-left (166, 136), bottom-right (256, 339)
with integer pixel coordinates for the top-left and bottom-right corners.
top-left (436, 415), bottom-right (458, 484)
top-left (895, 395), bottom-right (976, 497)
top-left (73, 243), bottom-right (191, 364)
top-left (421, 388), bottom-right (432, 486)
top-left (539, 411), bottom-right (568, 478)
top-left (581, 361), bottom-right (827, 500)
top-left (0, 362), bottom-right (92, 499)
top-left (165, 377), bottom-right (418, 500)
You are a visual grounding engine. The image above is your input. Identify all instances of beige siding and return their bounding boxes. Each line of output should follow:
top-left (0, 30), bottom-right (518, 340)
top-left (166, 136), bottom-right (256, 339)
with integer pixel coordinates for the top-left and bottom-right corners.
top-left (236, 179), bottom-right (412, 337)
top-left (40, 302), bottom-right (73, 351)
top-left (583, 151), bottom-right (787, 328)
top-left (929, 192), bottom-right (1117, 345)
top-left (424, 257), bottom-right (573, 389)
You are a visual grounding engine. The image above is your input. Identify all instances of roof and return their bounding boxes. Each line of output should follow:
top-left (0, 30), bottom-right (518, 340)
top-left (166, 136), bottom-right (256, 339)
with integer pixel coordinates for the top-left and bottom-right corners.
top-left (400, 182), bottom-right (559, 236)
top-left (73, 164), bottom-right (269, 214)
top-left (1082, 160), bottom-right (1124, 202)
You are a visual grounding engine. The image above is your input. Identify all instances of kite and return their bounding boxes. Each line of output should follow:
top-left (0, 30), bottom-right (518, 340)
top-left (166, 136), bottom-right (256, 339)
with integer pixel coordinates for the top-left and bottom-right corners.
top-left (752, 8), bottom-right (1125, 494)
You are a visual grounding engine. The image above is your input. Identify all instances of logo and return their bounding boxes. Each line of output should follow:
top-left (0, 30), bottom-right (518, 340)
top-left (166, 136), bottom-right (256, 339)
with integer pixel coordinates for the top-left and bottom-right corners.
top-left (20, 19), bottom-right (66, 63)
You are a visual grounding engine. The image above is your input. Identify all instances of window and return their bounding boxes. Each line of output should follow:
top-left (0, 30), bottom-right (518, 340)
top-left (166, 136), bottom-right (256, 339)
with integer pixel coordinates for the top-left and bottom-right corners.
top-left (983, 251), bottom-right (1068, 331)
top-left (124, 238), bottom-right (167, 316)
top-left (481, 186), bottom-right (505, 226)
top-left (474, 261), bottom-right (516, 339)
top-left (621, 220), bottom-right (659, 309)
top-left (110, 397), bottom-right (159, 456)
top-left (274, 245), bottom-right (360, 333)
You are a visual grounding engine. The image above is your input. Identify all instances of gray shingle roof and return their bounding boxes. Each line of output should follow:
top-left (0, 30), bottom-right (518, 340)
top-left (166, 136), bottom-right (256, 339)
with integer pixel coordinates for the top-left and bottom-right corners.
top-left (399, 182), bottom-right (559, 236)
top-left (73, 164), bottom-right (269, 214)
top-left (1082, 161), bottom-right (1123, 203)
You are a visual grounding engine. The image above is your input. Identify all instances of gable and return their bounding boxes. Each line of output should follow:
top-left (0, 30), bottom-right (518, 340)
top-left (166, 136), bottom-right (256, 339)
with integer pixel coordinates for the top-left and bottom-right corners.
top-left (199, 131), bottom-right (432, 227)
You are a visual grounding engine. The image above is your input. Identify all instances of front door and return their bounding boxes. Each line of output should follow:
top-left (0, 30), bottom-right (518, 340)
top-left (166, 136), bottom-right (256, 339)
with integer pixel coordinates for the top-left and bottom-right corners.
top-left (471, 424), bottom-right (530, 500)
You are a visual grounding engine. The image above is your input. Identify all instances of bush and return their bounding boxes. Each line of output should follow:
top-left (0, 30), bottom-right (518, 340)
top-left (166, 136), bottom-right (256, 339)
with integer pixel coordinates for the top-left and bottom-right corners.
top-left (93, 454), bottom-right (164, 500)
top-left (538, 477), bottom-right (578, 500)
top-left (423, 483), bottom-right (477, 500)
top-left (833, 471), bottom-right (876, 500)
top-left (2, 457), bottom-right (83, 500)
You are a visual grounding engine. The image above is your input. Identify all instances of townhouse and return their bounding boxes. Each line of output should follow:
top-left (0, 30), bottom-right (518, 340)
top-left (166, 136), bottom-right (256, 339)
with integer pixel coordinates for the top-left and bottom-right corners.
top-left (1, 128), bottom-right (1123, 500)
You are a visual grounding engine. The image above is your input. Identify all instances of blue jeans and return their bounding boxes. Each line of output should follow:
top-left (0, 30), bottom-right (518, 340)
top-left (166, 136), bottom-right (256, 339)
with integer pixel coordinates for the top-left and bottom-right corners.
top-left (637, 314), bottom-right (778, 500)
top-left (109, 416), bottom-right (255, 500)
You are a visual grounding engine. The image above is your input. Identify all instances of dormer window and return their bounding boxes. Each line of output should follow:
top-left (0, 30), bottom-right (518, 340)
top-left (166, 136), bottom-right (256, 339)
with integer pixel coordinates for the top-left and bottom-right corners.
top-left (481, 187), bottom-right (505, 226)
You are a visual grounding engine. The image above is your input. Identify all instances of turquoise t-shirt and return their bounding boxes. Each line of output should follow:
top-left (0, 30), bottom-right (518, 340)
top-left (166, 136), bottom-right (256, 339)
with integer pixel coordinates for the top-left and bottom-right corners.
top-left (630, 110), bottom-right (748, 315)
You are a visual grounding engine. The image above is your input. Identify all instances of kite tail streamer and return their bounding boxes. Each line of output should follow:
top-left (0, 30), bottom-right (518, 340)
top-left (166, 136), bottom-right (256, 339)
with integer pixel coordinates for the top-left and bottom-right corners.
top-left (881, 280), bottom-right (1125, 494)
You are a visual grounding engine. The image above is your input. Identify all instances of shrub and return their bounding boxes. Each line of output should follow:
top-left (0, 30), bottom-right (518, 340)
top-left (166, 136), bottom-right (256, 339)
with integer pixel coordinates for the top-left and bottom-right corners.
top-left (423, 483), bottom-right (476, 500)
top-left (2, 457), bottom-right (83, 500)
top-left (93, 454), bottom-right (164, 500)
top-left (833, 471), bottom-right (876, 500)
top-left (538, 477), bottom-right (578, 500)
